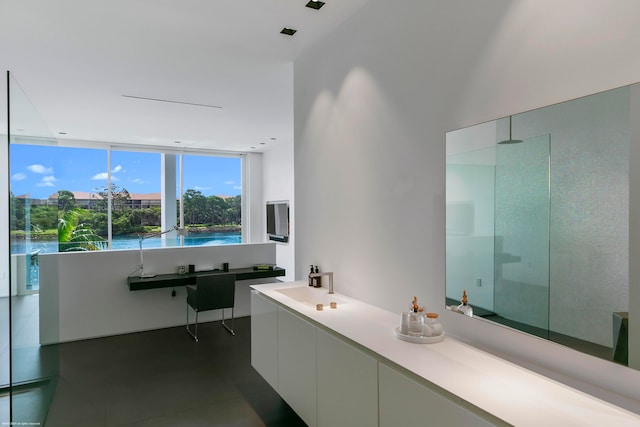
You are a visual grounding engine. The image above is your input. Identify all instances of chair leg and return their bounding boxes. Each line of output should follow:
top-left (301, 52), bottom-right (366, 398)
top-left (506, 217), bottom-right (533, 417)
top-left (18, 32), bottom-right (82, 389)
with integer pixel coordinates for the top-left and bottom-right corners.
top-left (221, 307), bottom-right (235, 336)
top-left (186, 305), bottom-right (199, 342)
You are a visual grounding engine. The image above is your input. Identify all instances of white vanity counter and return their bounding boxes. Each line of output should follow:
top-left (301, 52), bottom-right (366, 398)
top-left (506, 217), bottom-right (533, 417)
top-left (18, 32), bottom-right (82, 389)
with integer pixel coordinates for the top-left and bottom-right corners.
top-left (252, 281), bottom-right (640, 426)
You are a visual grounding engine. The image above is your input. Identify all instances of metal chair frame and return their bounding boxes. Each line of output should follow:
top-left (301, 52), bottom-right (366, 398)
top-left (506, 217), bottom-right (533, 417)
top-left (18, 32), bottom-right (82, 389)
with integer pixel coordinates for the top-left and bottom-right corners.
top-left (186, 273), bottom-right (236, 341)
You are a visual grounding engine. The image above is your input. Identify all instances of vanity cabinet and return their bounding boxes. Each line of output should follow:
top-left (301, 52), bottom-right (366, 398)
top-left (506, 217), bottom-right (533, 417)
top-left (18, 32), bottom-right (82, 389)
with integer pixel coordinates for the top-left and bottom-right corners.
top-left (317, 329), bottom-right (378, 427)
top-left (250, 291), bottom-right (279, 391)
top-left (251, 291), bottom-right (496, 427)
top-left (378, 363), bottom-right (497, 427)
top-left (252, 283), bottom-right (640, 426)
top-left (277, 307), bottom-right (318, 427)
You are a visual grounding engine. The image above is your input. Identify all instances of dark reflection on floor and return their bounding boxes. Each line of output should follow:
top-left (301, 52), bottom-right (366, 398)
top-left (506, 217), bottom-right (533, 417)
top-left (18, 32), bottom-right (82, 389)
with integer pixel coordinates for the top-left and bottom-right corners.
top-left (0, 295), bottom-right (59, 426)
top-left (46, 317), bottom-right (306, 427)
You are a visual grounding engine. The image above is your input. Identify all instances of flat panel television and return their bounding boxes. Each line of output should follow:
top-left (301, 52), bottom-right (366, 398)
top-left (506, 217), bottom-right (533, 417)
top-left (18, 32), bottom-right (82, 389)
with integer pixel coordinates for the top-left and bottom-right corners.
top-left (266, 201), bottom-right (289, 242)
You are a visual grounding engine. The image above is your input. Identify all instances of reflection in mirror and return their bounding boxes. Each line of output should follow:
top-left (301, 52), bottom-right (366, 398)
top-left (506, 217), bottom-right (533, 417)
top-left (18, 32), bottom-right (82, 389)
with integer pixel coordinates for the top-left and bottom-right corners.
top-left (446, 85), bottom-right (631, 367)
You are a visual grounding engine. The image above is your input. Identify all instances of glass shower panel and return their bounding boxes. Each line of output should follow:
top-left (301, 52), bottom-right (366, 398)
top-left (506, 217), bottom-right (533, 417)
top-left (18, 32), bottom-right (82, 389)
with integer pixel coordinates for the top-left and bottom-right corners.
top-left (446, 146), bottom-right (497, 313)
top-left (493, 134), bottom-right (550, 335)
top-left (5, 72), bottom-right (59, 425)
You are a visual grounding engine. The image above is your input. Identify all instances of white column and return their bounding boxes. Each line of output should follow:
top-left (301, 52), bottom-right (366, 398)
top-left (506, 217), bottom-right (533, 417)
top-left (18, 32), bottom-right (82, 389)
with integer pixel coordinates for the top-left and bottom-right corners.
top-left (242, 152), bottom-right (264, 243)
top-left (161, 153), bottom-right (177, 242)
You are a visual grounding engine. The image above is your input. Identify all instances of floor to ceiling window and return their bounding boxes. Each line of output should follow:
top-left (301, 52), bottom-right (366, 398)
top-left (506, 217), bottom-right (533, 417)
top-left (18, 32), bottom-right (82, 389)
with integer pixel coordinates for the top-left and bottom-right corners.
top-left (8, 145), bottom-right (243, 256)
top-left (181, 154), bottom-right (242, 246)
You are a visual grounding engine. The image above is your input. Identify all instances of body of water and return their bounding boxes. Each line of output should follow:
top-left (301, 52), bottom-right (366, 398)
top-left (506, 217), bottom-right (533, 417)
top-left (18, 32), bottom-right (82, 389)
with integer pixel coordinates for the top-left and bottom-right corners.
top-left (11, 231), bottom-right (242, 254)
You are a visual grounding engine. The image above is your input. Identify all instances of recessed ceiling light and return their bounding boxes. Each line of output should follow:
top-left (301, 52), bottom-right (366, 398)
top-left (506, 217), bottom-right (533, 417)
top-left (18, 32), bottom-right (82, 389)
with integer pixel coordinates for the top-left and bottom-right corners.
top-left (250, 146), bottom-right (257, 150)
top-left (270, 137), bottom-right (277, 140)
top-left (306, 0), bottom-right (325, 10)
top-left (174, 140), bottom-right (181, 144)
top-left (280, 28), bottom-right (297, 36)
top-left (58, 132), bottom-right (67, 135)
top-left (260, 142), bottom-right (266, 145)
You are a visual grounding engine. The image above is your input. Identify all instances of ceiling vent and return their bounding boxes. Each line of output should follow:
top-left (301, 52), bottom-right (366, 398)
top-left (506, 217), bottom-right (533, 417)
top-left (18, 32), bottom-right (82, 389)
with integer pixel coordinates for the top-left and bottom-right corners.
top-left (305, 1), bottom-right (325, 10)
top-left (280, 27), bottom-right (297, 36)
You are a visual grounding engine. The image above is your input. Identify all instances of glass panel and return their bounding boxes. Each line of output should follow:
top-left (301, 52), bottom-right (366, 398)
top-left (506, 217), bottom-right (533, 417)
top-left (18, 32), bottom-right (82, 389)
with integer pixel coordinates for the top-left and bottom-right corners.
top-left (10, 144), bottom-right (107, 254)
top-left (109, 150), bottom-right (164, 249)
top-left (494, 134), bottom-right (550, 336)
top-left (446, 145), bottom-right (497, 313)
top-left (6, 72), bottom-right (59, 425)
top-left (181, 155), bottom-right (242, 246)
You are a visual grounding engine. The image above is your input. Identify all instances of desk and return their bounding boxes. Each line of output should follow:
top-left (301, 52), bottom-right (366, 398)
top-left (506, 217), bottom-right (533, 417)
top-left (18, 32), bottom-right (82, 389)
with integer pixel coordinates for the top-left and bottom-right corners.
top-left (127, 267), bottom-right (285, 291)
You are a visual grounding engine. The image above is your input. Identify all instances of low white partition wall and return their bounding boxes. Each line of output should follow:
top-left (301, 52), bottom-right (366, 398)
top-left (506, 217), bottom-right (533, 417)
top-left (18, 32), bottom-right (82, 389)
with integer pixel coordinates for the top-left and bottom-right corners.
top-left (39, 243), bottom-right (280, 344)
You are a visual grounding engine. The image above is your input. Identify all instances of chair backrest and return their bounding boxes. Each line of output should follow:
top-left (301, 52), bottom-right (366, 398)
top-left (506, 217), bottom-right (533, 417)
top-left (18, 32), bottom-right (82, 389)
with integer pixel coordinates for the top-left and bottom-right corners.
top-left (193, 273), bottom-right (236, 311)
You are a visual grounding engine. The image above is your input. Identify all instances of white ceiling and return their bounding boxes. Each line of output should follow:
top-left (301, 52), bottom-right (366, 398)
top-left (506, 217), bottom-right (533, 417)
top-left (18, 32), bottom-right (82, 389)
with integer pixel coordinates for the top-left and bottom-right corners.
top-left (0, 0), bottom-right (369, 153)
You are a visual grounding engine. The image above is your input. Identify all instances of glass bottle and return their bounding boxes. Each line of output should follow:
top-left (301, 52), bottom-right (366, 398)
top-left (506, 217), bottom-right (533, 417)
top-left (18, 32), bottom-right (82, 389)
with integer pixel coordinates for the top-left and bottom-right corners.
top-left (423, 312), bottom-right (442, 337)
top-left (308, 265), bottom-right (314, 286)
top-left (457, 290), bottom-right (473, 317)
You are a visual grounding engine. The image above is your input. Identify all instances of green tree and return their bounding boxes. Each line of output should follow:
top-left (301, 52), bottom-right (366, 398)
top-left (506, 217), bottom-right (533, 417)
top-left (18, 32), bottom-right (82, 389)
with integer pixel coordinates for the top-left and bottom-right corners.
top-left (228, 195), bottom-right (242, 225)
top-left (58, 207), bottom-right (106, 252)
top-left (95, 184), bottom-right (131, 212)
top-left (31, 206), bottom-right (58, 230)
top-left (10, 192), bottom-right (25, 231)
top-left (57, 190), bottom-right (77, 212)
top-left (184, 189), bottom-right (207, 225)
top-left (207, 196), bottom-right (225, 225)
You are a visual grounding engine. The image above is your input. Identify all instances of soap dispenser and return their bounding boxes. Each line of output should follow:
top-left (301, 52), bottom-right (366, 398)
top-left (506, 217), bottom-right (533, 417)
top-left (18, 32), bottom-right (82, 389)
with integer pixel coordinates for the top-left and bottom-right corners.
top-left (457, 290), bottom-right (473, 317)
top-left (314, 266), bottom-right (321, 288)
top-left (308, 265), bottom-right (314, 286)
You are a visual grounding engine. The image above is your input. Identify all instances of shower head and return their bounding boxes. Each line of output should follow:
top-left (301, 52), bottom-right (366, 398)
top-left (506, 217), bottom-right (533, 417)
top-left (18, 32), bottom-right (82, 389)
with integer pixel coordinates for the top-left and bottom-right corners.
top-left (498, 116), bottom-right (523, 145)
top-left (497, 138), bottom-right (524, 145)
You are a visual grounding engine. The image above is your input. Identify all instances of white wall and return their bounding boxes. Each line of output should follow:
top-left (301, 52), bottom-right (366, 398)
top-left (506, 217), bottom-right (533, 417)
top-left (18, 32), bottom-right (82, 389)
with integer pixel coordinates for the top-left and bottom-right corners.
top-left (263, 140), bottom-right (295, 281)
top-left (294, 0), bottom-right (640, 413)
top-left (39, 243), bottom-right (277, 343)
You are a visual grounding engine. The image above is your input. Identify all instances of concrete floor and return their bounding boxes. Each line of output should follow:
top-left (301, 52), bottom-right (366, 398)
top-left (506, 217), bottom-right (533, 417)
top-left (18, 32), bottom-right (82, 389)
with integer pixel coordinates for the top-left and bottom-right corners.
top-left (45, 317), bottom-right (304, 426)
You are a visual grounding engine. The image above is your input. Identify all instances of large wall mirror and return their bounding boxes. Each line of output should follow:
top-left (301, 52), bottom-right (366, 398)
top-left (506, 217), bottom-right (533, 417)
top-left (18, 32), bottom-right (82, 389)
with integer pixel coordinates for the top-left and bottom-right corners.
top-left (446, 83), bottom-right (639, 369)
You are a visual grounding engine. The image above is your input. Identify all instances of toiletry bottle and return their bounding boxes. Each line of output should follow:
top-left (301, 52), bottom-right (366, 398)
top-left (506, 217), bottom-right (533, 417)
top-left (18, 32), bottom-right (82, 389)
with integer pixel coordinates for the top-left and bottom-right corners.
top-left (308, 265), bottom-right (314, 286)
top-left (423, 313), bottom-right (442, 337)
top-left (408, 297), bottom-right (424, 335)
top-left (314, 266), bottom-right (321, 288)
top-left (457, 290), bottom-right (473, 317)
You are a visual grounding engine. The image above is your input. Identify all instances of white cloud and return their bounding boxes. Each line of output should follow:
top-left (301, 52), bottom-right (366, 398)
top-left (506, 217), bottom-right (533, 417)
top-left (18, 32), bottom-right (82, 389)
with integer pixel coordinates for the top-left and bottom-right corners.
top-left (233, 185), bottom-right (241, 191)
top-left (12, 173), bottom-right (26, 181)
top-left (131, 178), bottom-right (144, 184)
top-left (91, 172), bottom-right (119, 181)
top-left (112, 165), bottom-right (123, 173)
top-left (27, 164), bottom-right (53, 174)
top-left (225, 180), bottom-right (236, 185)
top-left (194, 186), bottom-right (211, 191)
top-left (36, 176), bottom-right (57, 187)
top-left (92, 172), bottom-right (108, 180)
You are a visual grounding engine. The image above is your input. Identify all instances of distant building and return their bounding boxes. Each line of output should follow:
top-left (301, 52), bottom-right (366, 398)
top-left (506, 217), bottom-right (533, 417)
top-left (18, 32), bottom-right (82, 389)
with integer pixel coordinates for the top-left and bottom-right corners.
top-left (14, 193), bottom-right (52, 206)
top-left (47, 191), bottom-right (162, 209)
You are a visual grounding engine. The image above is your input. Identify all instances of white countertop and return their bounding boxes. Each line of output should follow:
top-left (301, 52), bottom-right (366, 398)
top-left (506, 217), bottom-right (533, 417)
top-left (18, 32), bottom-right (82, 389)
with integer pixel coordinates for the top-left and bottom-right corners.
top-left (252, 281), bottom-right (640, 426)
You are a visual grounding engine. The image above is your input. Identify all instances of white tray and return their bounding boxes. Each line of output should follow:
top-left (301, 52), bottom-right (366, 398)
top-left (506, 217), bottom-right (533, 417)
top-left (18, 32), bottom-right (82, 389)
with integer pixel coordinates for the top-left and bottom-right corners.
top-left (394, 327), bottom-right (445, 344)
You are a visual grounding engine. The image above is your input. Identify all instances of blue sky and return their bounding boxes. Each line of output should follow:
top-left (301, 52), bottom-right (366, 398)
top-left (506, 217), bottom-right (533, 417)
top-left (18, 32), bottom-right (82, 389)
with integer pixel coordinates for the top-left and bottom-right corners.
top-left (10, 145), bottom-right (241, 199)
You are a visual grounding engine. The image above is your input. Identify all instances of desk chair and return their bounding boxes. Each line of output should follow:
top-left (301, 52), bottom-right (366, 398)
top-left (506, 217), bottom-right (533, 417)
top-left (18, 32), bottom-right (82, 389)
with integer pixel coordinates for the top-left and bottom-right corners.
top-left (186, 273), bottom-right (236, 341)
